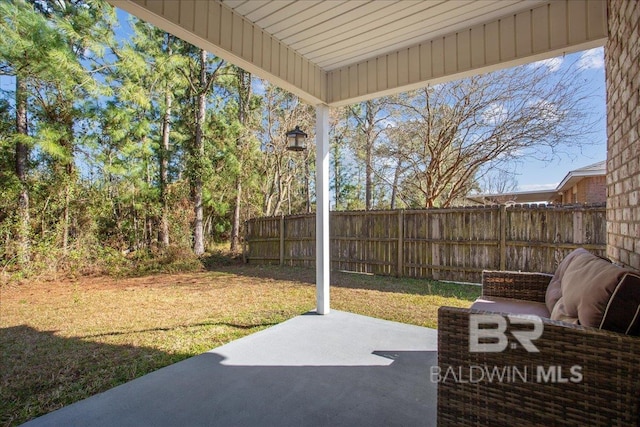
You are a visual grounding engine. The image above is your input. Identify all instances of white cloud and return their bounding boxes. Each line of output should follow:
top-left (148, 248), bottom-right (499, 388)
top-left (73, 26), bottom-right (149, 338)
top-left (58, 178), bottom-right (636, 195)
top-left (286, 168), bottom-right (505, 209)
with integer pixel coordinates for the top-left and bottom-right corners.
top-left (577, 48), bottom-right (604, 70)
top-left (530, 57), bottom-right (563, 72)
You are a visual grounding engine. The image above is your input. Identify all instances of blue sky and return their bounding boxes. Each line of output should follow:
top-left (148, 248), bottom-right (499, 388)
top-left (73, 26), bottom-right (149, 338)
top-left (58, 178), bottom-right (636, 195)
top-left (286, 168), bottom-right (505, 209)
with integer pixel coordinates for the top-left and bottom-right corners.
top-left (511, 48), bottom-right (606, 191)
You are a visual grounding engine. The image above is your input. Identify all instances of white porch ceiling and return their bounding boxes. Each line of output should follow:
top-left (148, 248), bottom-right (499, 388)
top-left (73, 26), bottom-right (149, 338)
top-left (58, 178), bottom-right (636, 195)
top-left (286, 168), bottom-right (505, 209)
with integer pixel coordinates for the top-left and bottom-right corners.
top-left (223, 1), bottom-right (546, 71)
top-left (110, 0), bottom-right (607, 106)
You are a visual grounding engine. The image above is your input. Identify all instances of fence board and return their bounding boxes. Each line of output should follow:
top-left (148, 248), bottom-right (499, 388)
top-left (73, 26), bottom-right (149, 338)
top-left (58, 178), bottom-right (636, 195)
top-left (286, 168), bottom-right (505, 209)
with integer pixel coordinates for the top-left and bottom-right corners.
top-left (245, 204), bottom-right (606, 283)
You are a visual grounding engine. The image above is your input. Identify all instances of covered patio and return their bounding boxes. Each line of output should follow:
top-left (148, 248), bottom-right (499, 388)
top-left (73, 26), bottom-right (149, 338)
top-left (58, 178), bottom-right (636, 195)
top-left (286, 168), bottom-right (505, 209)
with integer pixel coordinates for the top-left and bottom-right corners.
top-left (24, 311), bottom-right (438, 426)
top-left (24, 0), bottom-right (639, 425)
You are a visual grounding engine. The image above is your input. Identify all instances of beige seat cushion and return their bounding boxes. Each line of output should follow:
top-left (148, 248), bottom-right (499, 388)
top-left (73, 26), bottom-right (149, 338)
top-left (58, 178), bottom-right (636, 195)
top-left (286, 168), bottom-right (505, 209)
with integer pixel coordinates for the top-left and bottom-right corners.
top-left (548, 249), bottom-right (640, 334)
top-left (545, 248), bottom-right (589, 313)
top-left (471, 296), bottom-right (551, 318)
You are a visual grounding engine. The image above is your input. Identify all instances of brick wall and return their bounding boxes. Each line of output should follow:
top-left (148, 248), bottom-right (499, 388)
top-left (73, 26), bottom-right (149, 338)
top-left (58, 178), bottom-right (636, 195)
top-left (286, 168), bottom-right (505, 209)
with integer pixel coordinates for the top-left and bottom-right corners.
top-left (584, 176), bottom-right (607, 204)
top-left (606, 0), bottom-right (640, 269)
top-left (559, 177), bottom-right (606, 204)
top-left (576, 182), bottom-right (585, 202)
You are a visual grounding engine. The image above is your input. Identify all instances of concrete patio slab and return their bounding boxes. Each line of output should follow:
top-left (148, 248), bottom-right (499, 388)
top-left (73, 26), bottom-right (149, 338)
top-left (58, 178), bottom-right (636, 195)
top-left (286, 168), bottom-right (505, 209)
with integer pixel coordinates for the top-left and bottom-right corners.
top-left (23, 311), bottom-right (438, 427)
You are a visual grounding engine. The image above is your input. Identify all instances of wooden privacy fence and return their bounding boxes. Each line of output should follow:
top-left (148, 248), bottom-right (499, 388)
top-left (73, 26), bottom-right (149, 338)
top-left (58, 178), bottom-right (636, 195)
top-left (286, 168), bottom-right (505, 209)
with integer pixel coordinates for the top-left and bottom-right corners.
top-left (244, 204), bottom-right (606, 283)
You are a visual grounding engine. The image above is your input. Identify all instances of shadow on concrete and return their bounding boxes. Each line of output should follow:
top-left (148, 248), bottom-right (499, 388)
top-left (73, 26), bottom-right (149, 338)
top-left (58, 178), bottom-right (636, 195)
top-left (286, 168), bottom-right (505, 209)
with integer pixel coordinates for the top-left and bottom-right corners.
top-left (22, 350), bottom-right (438, 427)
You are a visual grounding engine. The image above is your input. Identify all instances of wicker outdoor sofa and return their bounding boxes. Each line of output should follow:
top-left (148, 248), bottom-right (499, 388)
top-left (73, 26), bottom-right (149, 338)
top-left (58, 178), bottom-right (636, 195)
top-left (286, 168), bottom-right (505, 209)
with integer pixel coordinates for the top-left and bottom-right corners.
top-left (437, 249), bottom-right (640, 427)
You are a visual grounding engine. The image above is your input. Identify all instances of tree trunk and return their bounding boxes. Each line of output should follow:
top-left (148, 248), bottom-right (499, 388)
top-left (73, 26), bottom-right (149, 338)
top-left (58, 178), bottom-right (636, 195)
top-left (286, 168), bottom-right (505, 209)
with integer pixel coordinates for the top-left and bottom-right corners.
top-left (364, 102), bottom-right (374, 211)
top-left (230, 68), bottom-right (251, 252)
top-left (305, 159), bottom-right (311, 213)
top-left (390, 156), bottom-right (402, 209)
top-left (286, 180), bottom-right (291, 215)
top-left (62, 182), bottom-right (70, 253)
top-left (264, 192), bottom-right (273, 217)
top-left (61, 122), bottom-right (74, 255)
top-left (193, 164), bottom-right (204, 255)
top-left (15, 76), bottom-right (30, 265)
top-left (230, 178), bottom-right (241, 252)
top-left (159, 79), bottom-right (172, 247)
top-left (192, 49), bottom-right (207, 256)
top-left (332, 142), bottom-right (341, 210)
top-left (145, 159), bottom-right (153, 248)
top-left (365, 139), bottom-right (373, 210)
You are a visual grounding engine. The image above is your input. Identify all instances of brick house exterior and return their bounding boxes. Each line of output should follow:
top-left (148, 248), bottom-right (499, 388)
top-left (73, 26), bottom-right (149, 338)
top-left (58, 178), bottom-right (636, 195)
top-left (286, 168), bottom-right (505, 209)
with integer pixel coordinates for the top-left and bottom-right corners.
top-left (606, 0), bottom-right (640, 269)
top-left (557, 162), bottom-right (607, 204)
top-left (559, 176), bottom-right (606, 204)
top-left (467, 161), bottom-right (607, 205)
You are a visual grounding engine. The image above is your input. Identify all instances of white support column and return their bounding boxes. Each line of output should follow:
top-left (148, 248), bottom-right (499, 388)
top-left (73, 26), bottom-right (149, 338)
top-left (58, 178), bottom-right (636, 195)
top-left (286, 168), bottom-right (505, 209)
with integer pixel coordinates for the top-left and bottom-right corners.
top-left (315, 104), bottom-right (330, 315)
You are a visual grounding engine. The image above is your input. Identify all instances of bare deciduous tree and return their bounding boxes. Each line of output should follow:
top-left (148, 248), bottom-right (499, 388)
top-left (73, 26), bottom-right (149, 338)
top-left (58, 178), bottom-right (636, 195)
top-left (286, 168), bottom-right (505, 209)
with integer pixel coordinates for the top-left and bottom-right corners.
top-left (259, 84), bottom-right (315, 216)
top-left (347, 99), bottom-right (397, 210)
top-left (386, 62), bottom-right (597, 208)
top-left (479, 167), bottom-right (519, 194)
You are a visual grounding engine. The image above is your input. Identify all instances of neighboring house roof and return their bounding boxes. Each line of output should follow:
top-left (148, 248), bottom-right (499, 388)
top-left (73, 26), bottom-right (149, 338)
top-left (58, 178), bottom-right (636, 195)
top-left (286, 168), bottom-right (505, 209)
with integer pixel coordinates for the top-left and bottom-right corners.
top-left (467, 188), bottom-right (558, 204)
top-left (556, 161), bottom-right (606, 193)
top-left (467, 161), bottom-right (606, 204)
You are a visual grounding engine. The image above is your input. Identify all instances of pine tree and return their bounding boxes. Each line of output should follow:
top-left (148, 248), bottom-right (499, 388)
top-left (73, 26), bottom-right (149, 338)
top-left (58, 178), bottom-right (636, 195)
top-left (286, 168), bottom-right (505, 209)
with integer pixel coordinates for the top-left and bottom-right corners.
top-left (229, 66), bottom-right (257, 252)
top-left (0, 0), bottom-right (55, 264)
top-left (29, 0), bottom-right (115, 252)
top-left (109, 19), bottom-right (189, 249)
top-left (178, 47), bottom-right (225, 255)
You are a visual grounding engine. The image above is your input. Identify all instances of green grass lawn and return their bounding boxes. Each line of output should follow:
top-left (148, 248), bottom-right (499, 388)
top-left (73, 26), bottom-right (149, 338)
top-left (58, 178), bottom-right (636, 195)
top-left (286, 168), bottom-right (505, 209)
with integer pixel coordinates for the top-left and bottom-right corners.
top-left (0, 263), bottom-right (480, 426)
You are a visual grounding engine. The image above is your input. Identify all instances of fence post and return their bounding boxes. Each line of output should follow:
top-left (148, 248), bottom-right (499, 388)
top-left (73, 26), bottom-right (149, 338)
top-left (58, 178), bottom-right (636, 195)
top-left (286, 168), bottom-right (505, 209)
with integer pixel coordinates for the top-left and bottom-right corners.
top-left (431, 214), bottom-right (440, 280)
top-left (279, 215), bottom-right (285, 266)
top-left (573, 209), bottom-right (584, 244)
top-left (243, 220), bottom-right (248, 264)
top-left (397, 209), bottom-right (404, 277)
top-left (499, 205), bottom-right (507, 270)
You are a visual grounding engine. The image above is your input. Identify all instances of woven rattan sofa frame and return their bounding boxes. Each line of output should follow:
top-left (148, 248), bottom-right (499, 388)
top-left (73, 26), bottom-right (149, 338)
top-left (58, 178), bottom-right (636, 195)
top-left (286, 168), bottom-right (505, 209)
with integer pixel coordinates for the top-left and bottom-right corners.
top-left (437, 270), bottom-right (640, 427)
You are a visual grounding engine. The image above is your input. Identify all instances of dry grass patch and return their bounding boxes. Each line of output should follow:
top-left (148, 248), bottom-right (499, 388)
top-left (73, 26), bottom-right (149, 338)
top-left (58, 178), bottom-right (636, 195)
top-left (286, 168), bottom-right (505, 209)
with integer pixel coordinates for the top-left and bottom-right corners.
top-left (223, 265), bottom-right (480, 329)
top-left (1, 264), bottom-right (479, 426)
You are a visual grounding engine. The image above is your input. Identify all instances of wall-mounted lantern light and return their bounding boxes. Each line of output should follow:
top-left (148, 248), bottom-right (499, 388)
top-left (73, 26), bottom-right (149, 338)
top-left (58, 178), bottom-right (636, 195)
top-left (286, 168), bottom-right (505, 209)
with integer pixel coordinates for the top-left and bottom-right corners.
top-left (286, 126), bottom-right (308, 151)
